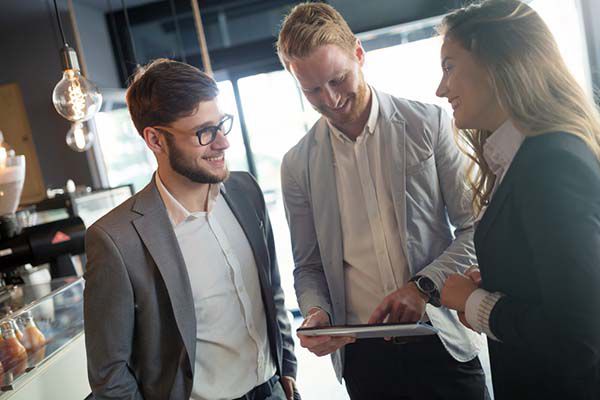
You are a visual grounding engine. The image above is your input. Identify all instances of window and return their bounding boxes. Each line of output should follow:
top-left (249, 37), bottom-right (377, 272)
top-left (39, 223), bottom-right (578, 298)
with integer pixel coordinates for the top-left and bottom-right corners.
top-left (237, 70), bottom-right (319, 309)
top-left (94, 97), bottom-right (156, 193)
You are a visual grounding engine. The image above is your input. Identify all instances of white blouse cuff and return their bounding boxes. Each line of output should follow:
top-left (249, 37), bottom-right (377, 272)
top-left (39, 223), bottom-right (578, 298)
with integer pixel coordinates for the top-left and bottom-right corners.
top-left (465, 288), bottom-right (504, 341)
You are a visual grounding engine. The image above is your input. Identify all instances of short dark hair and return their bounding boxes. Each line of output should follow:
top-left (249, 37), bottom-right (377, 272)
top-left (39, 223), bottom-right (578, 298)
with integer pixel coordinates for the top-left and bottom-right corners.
top-left (126, 58), bottom-right (218, 136)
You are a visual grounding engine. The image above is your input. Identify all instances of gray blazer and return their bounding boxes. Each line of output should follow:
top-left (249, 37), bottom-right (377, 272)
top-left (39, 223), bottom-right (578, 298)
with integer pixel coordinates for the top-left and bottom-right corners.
top-left (84, 172), bottom-right (297, 400)
top-left (281, 89), bottom-right (483, 381)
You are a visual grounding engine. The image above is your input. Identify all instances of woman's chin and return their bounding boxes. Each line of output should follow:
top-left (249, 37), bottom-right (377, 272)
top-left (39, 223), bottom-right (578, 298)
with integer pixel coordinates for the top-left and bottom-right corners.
top-left (453, 117), bottom-right (477, 131)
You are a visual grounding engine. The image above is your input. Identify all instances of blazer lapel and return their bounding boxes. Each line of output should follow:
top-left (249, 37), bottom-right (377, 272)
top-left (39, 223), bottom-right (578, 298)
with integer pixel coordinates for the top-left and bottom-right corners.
top-left (131, 181), bottom-right (196, 373)
top-left (475, 163), bottom-right (516, 247)
top-left (376, 91), bottom-right (411, 271)
top-left (310, 119), bottom-right (346, 319)
top-left (220, 184), bottom-right (278, 320)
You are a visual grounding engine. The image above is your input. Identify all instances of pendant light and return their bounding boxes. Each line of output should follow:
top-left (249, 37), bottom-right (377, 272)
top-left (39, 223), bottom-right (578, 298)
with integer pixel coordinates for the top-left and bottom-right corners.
top-left (51, 0), bottom-right (102, 123)
top-left (66, 121), bottom-right (94, 152)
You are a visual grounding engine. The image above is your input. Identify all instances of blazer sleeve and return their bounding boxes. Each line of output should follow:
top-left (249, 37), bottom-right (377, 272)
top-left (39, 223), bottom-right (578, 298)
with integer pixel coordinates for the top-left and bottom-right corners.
top-left (280, 153), bottom-right (333, 318)
top-left (490, 145), bottom-right (600, 371)
top-left (416, 107), bottom-right (477, 289)
top-left (84, 224), bottom-right (143, 400)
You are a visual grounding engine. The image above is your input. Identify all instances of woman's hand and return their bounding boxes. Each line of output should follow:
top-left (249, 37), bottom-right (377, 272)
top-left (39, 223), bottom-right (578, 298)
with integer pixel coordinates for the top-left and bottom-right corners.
top-left (464, 265), bottom-right (481, 286)
top-left (441, 274), bottom-right (478, 312)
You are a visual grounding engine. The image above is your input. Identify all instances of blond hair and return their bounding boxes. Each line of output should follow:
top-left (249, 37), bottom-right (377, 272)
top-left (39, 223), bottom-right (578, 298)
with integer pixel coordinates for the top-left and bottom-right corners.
top-left (438, 0), bottom-right (600, 215)
top-left (276, 2), bottom-right (356, 69)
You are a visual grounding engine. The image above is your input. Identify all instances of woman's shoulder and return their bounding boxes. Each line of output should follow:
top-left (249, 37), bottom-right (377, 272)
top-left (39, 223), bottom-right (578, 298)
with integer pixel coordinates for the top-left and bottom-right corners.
top-left (523, 131), bottom-right (590, 153)
top-left (520, 131), bottom-right (597, 166)
top-left (515, 131), bottom-right (600, 187)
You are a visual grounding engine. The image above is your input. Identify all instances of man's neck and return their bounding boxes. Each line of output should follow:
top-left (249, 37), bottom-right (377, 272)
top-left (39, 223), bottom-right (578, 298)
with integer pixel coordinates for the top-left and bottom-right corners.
top-left (330, 87), bottom-right (372, 141)
top-left (157, 168), bottom-right (211, 212)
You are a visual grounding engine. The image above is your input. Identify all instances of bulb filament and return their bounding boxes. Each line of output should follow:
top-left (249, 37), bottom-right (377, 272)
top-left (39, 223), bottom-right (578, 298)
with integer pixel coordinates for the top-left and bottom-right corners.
top-left (66, 70), bottom-right (86, 121)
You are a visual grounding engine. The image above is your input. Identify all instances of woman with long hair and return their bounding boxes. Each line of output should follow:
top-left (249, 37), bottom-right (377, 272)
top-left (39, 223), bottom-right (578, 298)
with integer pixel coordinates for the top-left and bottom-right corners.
top-left (436, 0), bottom-right (600, 398)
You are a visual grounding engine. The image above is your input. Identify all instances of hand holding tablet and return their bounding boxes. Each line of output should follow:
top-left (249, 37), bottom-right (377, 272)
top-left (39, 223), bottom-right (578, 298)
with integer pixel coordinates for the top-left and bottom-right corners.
top-left (296, 308), bottom-right (356, 356)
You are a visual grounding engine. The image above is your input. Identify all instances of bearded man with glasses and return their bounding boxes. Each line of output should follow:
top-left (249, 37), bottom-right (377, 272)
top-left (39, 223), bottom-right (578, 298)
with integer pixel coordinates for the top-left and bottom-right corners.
top-left (83, 59), bottom-right (299, 400)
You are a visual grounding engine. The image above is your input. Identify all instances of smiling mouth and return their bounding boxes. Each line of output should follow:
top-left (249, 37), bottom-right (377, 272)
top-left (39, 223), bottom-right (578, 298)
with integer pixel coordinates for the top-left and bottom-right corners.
top-left (331, 99), bottom-right (349, 112)
top-left (203, 154), bottom-right (224, 162)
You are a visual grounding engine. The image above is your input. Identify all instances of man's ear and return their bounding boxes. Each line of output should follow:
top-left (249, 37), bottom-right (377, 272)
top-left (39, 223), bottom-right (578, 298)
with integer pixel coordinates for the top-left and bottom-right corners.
top-left (143, 127), bottom-right (166, 155)
top-left (355, 39), bottom-right (366, 67)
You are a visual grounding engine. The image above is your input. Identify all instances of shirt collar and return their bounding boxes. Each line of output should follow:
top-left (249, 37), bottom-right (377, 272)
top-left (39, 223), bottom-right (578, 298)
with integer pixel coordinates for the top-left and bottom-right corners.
top-left (155, 172), bottom-right (220, 227)
top-left (329, 86), bottom-right (379, 143)
top-left (483, 120), bottom-right (525, 178)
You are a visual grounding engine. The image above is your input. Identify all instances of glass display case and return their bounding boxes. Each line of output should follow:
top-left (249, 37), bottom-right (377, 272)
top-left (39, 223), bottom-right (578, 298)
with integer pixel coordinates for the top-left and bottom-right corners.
top-left (0, 278), bottom-right (88, 399)
top-left (33, 185), bottom-right (133, 228)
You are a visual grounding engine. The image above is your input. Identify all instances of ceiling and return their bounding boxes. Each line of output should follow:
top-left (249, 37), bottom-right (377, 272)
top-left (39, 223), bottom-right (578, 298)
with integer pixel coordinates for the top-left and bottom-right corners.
top-left (72, 0), bottom-right (158, 11)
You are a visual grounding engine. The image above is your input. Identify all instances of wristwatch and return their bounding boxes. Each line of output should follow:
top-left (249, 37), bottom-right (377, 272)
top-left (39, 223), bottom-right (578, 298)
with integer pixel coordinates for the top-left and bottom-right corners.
top-left (409, 275), bottom-right (441, 307)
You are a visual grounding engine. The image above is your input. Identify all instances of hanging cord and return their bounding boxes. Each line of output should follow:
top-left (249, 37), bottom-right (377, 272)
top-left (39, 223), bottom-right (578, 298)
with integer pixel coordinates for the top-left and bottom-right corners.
top-left (106, 0), bottom-right (128, 82)
top-left (168, 0), bottom-right (187, 63)
top-left (121, 0), bottom-right (139, 67)
top-left (67, 0), bottom-right (88, 76)
top-left (52, 0), bottom-right (69, 46)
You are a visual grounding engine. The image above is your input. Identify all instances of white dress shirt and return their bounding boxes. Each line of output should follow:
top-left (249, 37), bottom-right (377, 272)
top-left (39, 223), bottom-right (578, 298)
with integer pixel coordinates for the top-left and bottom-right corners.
top-left (329, 88), bottom-right (410, 324)
top-left (465, 120), bottom-right (524, 341)
top-left (155, 173), bottom-right (276, 400)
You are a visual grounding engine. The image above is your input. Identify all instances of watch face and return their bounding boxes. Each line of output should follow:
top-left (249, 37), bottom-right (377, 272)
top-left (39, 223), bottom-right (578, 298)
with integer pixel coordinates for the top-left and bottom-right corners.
top-left (418, 277), bottom-right (435, 292)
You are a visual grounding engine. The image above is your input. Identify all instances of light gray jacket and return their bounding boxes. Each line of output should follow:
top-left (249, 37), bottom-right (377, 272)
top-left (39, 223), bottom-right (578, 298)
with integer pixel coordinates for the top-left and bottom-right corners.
top-left (281, 89), bottom-right (483, 381)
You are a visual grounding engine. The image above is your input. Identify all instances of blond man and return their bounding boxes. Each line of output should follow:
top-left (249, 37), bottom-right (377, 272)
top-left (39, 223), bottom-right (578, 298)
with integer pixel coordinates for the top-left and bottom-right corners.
top-left (278, 3), bottom-right (488, 399)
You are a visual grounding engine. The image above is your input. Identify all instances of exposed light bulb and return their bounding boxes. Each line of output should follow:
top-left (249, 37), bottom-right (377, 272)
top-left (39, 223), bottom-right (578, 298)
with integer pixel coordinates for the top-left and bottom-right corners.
top-left (52, 46), bottom-right (102, 122)
top-left (53, 69), bottom-right (102, 122)
top-left (66, 121), bottom-right (94, 152)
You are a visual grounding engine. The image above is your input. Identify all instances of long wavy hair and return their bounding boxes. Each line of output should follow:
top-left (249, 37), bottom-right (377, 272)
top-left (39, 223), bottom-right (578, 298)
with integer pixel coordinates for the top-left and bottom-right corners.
top-left (437, 0), bottom-right (600, 215)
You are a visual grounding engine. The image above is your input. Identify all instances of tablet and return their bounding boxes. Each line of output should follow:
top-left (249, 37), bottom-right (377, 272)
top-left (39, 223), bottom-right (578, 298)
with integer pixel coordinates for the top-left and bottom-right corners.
top-left (296, 322), bottom-right (438, 339)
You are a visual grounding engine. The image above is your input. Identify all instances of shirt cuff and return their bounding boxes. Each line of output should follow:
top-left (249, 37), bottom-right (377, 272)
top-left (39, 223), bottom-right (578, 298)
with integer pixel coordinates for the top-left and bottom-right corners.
top-left (465, 288), bottom-right (504, 341)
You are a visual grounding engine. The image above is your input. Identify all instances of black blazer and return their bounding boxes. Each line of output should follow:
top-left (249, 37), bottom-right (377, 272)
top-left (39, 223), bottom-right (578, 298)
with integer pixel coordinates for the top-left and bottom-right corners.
top-left (475, 132), bottom-right (600, 400)
top-left (84, 172), bottom-right (297, 400)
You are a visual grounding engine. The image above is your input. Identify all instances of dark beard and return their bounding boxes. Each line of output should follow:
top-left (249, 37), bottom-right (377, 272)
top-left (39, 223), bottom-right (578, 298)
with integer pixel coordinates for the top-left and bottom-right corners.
top-left (164, 133), bottom-right (229, 184)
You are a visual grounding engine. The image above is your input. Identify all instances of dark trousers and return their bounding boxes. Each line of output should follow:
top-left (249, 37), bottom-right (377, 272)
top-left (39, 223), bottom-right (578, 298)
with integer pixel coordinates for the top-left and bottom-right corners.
top-left (234, 375), bottom-right (286, 400)
top-left (344, 336), bottom-right (488, 400)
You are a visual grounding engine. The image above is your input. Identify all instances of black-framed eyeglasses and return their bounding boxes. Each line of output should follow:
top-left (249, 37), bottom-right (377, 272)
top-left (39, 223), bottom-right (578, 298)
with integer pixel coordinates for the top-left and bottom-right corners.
top-left (154, 114), bottom-right (234, 146)
top-left (196, 114), bottom-right (234, 146)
